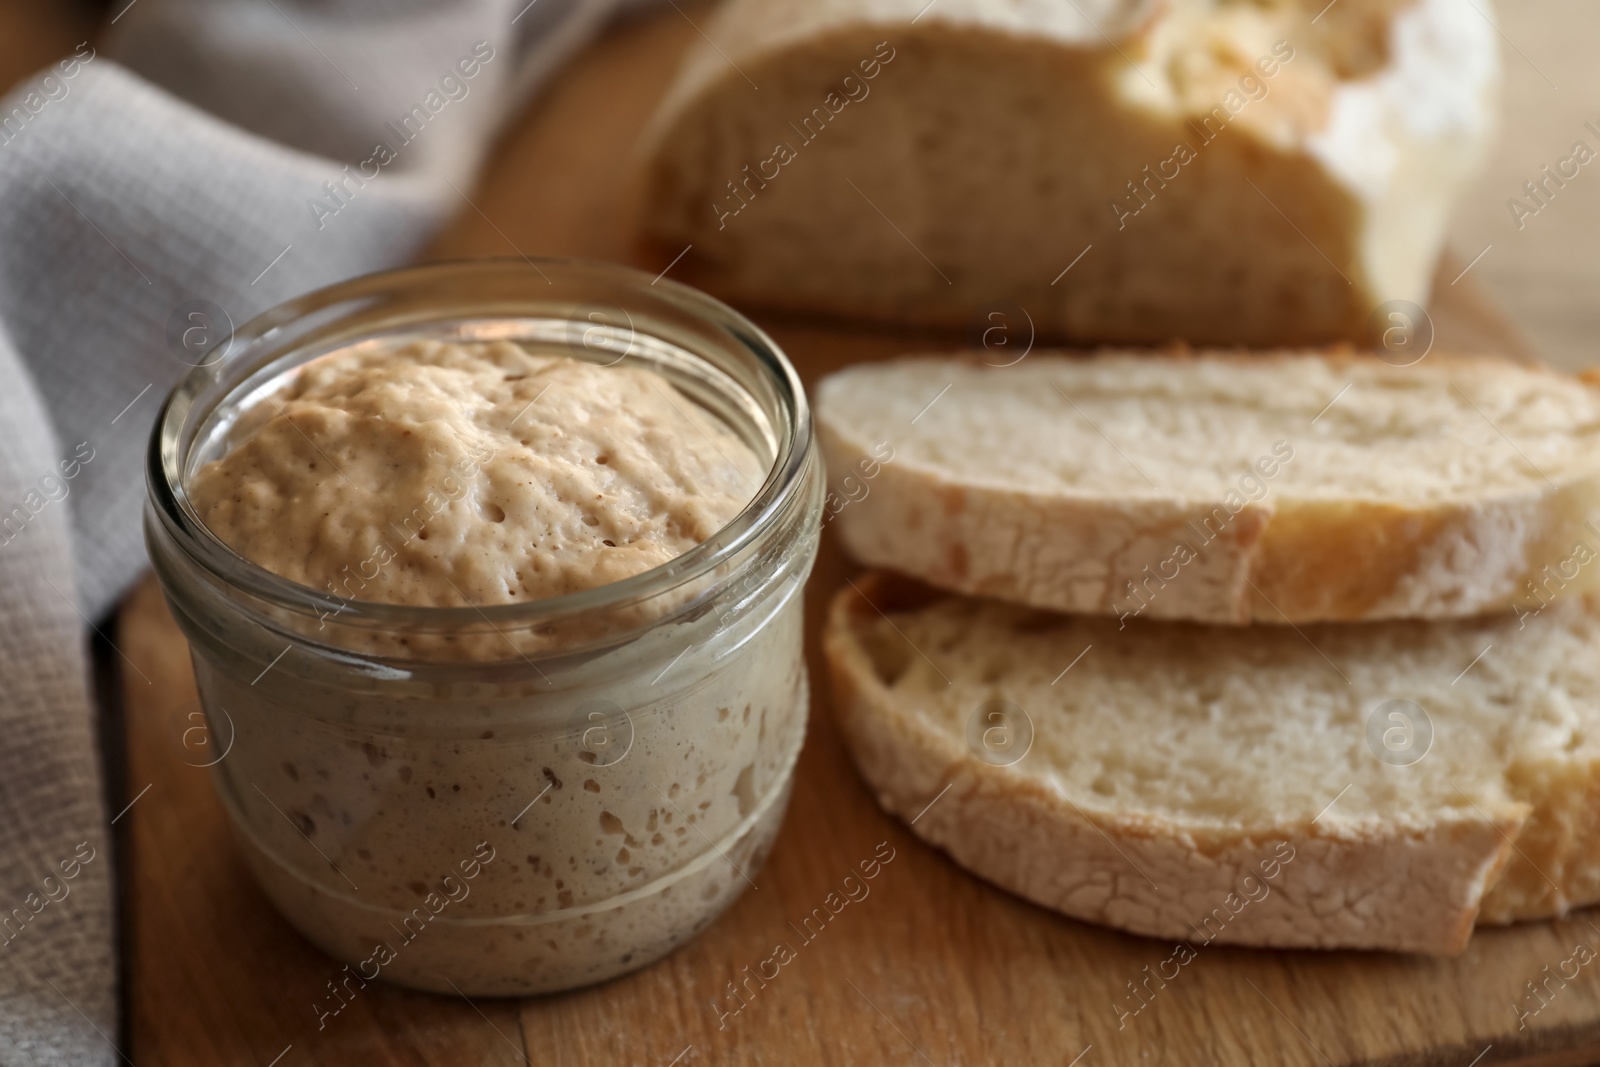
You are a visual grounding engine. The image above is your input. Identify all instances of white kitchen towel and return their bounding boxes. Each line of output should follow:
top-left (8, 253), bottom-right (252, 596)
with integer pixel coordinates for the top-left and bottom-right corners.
top-left (0, 2), bottom-right (628, 1061)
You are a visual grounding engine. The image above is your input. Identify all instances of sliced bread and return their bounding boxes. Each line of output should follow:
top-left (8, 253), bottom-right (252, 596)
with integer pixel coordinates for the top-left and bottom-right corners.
top-left (824, 572), bottom-right (1600, 954)
top-left (817, 352), bottom-right (1600, 624)
top-left (639, 0), bottom-right (1498, 345)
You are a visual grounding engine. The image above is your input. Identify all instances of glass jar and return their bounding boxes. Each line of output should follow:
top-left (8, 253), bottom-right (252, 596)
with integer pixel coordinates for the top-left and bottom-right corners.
top-left (145, 260), bottom-right (822, 996)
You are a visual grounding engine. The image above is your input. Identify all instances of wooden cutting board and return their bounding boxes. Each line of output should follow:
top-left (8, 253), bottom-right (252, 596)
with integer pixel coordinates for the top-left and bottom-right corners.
top-left (120, 8), bottom-right (1600, 1066)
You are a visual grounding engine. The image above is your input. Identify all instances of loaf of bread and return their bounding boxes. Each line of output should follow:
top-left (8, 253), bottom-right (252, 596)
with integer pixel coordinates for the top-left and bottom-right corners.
top-left (825, 572), bottom-right (1600, 954)
top-left (639, 0), bottom-right (1499, 345)
top-left (816, 351), bottom-right (1600, 625)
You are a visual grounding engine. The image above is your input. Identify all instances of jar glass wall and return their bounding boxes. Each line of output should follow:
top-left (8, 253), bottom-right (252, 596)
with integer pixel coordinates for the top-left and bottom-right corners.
top-left (145, 260), bottom-right (823, 996)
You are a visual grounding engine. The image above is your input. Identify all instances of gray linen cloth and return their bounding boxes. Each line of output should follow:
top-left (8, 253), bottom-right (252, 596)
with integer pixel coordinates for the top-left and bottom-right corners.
top-left (0, 1), bottom-right (629, 1060)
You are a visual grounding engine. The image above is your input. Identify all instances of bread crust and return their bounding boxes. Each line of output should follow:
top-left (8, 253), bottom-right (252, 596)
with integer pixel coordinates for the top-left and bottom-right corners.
top-left (823, 573), bottom-right (1532, 955)
top-left (639, 0), bottom-right (1498, 346)
top-left (819, 351), bottom-right (1600, 625)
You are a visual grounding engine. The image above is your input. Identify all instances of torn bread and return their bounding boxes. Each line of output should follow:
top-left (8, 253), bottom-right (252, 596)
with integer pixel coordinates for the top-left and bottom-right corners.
top-left (824, 573), bottom-right (1600, 954)
top-left (639, 0), bottom-right (1498, 345)
top-left (816, 352), bottom-right (1600, 625)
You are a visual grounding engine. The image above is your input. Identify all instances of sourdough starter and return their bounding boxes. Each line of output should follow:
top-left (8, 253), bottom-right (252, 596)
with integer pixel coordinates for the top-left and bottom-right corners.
top-left (183, 337), bottom-right (807, 994)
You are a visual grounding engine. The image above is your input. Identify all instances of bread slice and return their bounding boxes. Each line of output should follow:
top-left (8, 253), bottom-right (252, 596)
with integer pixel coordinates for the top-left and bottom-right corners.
top-left (639, 0), bottom-right (1498, 346)
top-left (817, 352), bottom-right (1600, 625)
top-left (824, 572), bottom-right (1600, 954)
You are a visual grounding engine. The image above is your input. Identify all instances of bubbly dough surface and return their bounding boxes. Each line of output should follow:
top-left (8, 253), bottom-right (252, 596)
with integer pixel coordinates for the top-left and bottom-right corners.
top-left (190, 338), bottom-right (766, 607)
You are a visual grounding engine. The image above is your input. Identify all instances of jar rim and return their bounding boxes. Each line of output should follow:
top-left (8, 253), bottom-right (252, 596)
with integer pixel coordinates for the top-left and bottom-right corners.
top-left (146, 257), bottom-right (813, 635)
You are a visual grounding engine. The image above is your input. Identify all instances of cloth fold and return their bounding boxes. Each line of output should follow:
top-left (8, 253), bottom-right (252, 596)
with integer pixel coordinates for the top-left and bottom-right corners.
top-left (0, 2), bottom-right (626, 1060)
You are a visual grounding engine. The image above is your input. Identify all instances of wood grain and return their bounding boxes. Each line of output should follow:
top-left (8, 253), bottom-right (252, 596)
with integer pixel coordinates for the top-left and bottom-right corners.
top-left (122, 8), bottom-right (1600, 1066)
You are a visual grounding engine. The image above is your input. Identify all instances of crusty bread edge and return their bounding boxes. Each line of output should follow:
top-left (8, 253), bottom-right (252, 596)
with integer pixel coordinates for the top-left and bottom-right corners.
top-left (823, 573), bottom-right (1527, 954)
top-left (635, 0), bottom-right (1497, 347)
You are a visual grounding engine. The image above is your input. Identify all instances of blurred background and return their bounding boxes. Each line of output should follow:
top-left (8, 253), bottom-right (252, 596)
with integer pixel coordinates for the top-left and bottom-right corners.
top-left (5, 0), bottom-right (1593, 369)
top-left (1442, 1), bottom-right (1599, 372)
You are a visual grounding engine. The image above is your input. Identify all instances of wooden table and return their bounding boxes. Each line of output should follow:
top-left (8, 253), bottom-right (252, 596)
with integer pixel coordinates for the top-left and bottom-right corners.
top-left (112, 9), bottom-right (1600, 1067)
